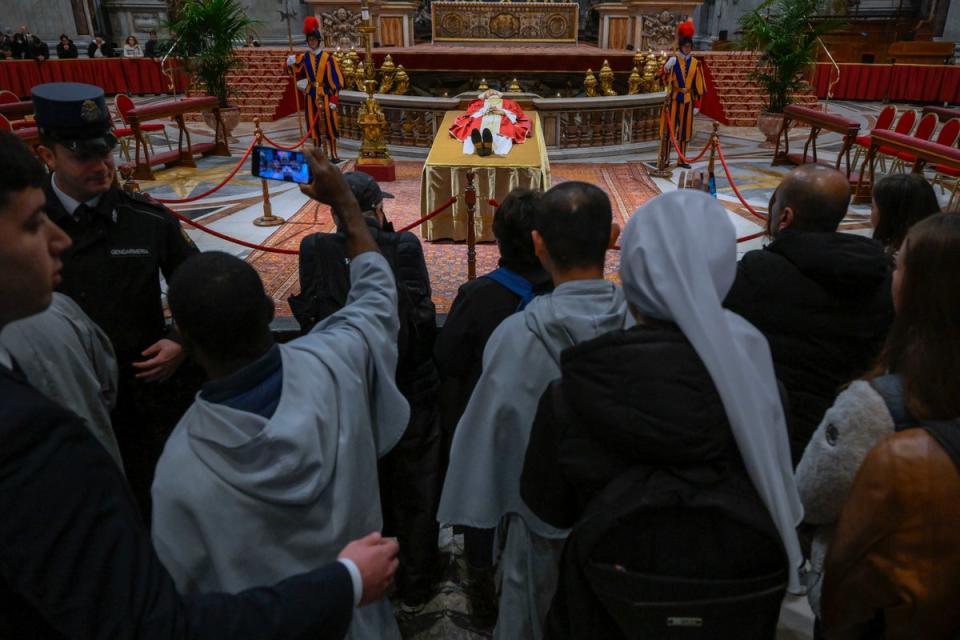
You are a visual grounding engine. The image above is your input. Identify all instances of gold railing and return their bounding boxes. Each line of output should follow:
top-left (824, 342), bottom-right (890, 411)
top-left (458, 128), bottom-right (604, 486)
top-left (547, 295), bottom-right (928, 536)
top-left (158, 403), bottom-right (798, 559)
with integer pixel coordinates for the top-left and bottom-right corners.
top-left (335, 90), bottom-right (665, 151)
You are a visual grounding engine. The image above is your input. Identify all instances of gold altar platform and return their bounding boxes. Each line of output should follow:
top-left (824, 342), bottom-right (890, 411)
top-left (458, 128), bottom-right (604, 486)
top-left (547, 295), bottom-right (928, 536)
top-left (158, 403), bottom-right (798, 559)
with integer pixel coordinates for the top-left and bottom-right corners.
top-left (431, 1), bottom-right (578, 44)
top-left (420, 110), bottom-right (551, 242)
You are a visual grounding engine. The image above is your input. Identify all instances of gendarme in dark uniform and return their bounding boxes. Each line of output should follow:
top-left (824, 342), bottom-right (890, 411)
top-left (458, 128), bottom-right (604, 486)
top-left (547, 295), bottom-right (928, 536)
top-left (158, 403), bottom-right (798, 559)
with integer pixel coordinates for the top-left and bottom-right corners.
top-left (32, 82), bottom-right (199, 517)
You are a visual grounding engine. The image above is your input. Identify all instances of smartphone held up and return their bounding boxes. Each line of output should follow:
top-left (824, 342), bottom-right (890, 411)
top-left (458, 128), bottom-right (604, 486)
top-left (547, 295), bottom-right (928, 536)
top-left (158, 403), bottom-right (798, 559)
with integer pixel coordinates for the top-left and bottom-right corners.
top-left (252, 145), bottom-right (312, 185)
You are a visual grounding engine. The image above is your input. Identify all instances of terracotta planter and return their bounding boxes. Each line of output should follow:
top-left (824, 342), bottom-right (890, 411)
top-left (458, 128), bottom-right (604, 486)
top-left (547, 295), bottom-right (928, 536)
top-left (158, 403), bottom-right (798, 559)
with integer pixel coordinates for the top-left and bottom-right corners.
top-left (202, 105), bottom-right (241, 142)
top-left (756, 111), bottom-right (785, 146)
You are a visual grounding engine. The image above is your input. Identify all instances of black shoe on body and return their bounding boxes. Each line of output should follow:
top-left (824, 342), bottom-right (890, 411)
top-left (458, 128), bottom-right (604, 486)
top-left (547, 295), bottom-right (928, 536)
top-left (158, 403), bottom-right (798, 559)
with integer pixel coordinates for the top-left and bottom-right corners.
top-left (481, 128), bottom-right (494, 156)
top-left (470, 129), bottom-right (483, 155)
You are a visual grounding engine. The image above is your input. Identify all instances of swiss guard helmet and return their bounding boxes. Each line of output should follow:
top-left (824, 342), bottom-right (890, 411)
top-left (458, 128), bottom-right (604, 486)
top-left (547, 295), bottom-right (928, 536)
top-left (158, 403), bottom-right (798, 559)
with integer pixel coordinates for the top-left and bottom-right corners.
top-left (304, 16), bottom-right (322, 45)
top-left (678, 20), bottom-right (695, 49)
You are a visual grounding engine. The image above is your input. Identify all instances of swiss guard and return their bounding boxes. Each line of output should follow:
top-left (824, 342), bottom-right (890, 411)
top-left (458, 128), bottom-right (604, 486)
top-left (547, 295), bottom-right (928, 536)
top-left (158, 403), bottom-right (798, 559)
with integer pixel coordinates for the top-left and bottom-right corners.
top-left (285, 16), bottom-right (345, 161)
top-left (660, 20), bottom-right (706, 168)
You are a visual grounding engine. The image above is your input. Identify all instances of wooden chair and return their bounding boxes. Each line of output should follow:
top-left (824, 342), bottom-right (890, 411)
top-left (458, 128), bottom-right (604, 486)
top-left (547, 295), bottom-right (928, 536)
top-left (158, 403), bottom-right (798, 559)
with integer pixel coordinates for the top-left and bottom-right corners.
top-left (851, 105), bottom-right (897, 171)
top-left (115, 94), bottom-right (172, 151)
top-left (888, 113), bottom-right (938, 173)
top-left (874, 110), bottom-right (918, 173)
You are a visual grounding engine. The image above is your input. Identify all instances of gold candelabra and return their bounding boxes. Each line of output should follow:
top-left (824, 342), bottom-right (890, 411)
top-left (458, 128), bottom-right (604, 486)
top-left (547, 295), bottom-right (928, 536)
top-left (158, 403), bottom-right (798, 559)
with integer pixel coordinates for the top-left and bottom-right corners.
top-left (356, 0), bottom-right (394, 178)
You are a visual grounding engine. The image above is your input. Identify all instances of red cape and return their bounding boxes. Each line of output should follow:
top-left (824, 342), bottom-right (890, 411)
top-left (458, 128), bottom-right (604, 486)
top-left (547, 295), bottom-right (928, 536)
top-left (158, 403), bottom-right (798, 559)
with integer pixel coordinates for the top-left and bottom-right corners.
top-left (449, 99), bottom-right (531, 144)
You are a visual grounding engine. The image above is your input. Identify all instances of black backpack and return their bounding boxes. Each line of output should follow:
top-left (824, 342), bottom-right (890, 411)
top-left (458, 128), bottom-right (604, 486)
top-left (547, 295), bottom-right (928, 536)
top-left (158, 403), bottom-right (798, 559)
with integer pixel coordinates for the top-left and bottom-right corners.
top-left (288, 232), bottom-right (412, 363)
top-left (545, 385), bottom-right (788, 640)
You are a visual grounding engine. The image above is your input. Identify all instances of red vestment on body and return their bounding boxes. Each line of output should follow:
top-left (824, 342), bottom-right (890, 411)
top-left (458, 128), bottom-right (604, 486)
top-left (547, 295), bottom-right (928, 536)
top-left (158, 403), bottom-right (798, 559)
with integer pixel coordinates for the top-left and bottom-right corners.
top-left (448, 99), bottom-right (532, 144)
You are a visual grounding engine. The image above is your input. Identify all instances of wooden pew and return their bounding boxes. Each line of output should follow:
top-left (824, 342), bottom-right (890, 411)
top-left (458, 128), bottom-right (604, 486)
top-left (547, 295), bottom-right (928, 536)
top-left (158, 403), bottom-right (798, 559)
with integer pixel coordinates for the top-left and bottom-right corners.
top-left (853, 129), bottom-right (960, 204)
top-left (121, 96), bottom-right (230, 180)
top-left (773, 105), bottom-right (860, 177)
top-left (923, 106), bottom-right (960, 125)
top-left (0, 100), bottom-right (34, 121)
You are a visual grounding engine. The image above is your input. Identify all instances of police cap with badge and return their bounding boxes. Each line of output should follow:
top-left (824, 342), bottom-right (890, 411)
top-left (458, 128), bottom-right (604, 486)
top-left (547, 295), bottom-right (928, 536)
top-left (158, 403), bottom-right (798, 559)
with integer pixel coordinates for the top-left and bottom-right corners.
top-left (32, 82), bottom-right (117, 158)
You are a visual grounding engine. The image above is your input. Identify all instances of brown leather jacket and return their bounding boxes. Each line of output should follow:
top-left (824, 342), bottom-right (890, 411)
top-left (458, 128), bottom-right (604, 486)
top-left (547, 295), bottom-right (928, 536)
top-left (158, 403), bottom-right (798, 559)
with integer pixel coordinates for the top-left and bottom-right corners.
top-left (822, 429), bottom-right (960, 639)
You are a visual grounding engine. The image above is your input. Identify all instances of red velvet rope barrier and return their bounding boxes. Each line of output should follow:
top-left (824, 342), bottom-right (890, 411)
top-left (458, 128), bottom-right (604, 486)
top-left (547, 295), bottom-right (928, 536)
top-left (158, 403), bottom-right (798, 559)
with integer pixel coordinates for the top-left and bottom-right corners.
top-left (396, 196), bottom-right (458, 232)
top-left (151, 139), bottom-right (257, 205)
top-left (166, 195), bottom-right (461, 255)
top-left (715, 142), bottom-right (768, 222)
top-left (664, 109), bottom-right (713, 166)
top-left (259, 107), bottom-right (322, 151)
top-left (170, 209), bottom-right (301, 254)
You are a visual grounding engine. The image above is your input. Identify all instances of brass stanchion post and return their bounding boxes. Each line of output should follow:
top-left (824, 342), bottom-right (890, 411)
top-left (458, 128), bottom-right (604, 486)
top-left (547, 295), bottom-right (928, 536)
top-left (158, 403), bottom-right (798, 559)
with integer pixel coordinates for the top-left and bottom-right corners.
top-left (465, 169), bottom-right (477, 281)
top-left (707, 121), bottom-right (719, 177)
top-left (650, 91), bottom-right (674, 179)
top-left (253, 118), bottom-right (286, 227)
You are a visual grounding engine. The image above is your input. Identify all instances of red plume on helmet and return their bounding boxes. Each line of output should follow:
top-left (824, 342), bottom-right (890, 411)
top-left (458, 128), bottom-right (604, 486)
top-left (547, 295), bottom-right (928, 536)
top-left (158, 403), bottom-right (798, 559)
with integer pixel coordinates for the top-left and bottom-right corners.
top-left (303, 16), bottom-right (321, 36)
top-left (677, 20), bottom-right (695, 41)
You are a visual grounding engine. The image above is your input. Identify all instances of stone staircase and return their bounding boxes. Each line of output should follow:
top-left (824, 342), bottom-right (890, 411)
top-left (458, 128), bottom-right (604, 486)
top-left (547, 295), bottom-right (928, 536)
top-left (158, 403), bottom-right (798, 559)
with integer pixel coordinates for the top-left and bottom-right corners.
top-left (699, 51), bottom-right (819, 127)
top-left (187, 48), bottom-right (293, 122)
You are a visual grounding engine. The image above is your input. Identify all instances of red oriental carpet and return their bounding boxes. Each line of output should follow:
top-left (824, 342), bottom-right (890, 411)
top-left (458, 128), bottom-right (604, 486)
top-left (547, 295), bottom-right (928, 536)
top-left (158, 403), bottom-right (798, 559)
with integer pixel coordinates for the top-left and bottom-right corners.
top-left (248, 160), bottom-right (661, 317)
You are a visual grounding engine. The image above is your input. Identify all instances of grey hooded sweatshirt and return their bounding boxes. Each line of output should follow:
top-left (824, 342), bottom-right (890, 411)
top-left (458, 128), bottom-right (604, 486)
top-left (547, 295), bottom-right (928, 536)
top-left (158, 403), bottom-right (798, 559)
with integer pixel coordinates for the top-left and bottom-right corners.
top-left (151, 253), bottom-right (408, 640)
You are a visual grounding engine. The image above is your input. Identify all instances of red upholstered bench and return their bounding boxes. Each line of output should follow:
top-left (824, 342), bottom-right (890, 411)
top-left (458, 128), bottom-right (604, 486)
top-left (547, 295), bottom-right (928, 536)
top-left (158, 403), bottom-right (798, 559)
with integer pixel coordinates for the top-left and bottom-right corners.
top-left (124, 96), bottom-right (219, 121)
top-left (775, 105), bottom-right (860, 175)
top-left (854, 128), bottom-right (960, 204)
top-left (122, 96), bottom-right (229, 180)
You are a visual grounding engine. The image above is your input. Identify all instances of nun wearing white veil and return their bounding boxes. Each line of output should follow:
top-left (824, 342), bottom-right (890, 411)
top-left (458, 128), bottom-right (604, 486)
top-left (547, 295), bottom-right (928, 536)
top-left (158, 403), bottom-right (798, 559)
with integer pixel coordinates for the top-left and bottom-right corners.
top-left (619, 190), bottom-right (803, 590)
top-left (521, 190), bottom-right (804, 638)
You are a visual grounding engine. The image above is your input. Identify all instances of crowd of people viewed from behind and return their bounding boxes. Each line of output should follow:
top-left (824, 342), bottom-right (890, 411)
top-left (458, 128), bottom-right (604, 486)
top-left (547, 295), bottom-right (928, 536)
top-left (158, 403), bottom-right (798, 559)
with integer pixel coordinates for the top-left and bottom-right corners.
top-left (0, 76), bottom-right (957, 640)
top-left (0, 26), bottom-right (164, 60)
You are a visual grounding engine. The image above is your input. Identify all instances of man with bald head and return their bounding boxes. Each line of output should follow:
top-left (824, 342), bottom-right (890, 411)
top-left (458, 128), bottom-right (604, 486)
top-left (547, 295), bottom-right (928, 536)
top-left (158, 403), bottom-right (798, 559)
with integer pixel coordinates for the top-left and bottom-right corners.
top-left (724, 164), bottom-right (894, 465)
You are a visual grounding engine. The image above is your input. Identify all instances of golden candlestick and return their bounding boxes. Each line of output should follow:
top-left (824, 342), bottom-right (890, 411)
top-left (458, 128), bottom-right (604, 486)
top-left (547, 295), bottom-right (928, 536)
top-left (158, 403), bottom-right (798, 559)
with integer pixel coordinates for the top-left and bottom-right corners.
top-left (356, 0), bottom-right (395, 179)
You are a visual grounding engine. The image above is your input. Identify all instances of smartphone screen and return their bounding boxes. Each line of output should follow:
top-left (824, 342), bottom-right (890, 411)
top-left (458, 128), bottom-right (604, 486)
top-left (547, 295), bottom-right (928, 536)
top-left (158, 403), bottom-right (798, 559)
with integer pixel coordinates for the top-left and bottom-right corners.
top-left (251, 145), bottom-right (312, 185)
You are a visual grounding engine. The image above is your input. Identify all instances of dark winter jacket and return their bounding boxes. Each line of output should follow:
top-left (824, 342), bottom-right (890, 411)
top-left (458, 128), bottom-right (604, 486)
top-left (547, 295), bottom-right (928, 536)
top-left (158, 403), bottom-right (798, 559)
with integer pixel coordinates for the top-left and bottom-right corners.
top-left (435, 262), bottom-right (552, 430)
top-left (724, 229), bottom-right (894, 465)
top-left (521, 322), bottom-right (787, 640)
top-left (57, 41), bottom-right (79, 58)
top-left (0, 365), bottom-right (355, 639)
top-left (87, 41), bottom-right (115, 58)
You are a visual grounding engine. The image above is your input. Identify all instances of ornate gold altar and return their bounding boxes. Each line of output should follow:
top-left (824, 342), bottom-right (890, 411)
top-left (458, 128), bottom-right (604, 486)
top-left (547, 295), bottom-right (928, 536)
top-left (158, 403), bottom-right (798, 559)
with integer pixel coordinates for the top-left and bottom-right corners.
top-left (421, 110), bottom-right (550, 242)
top-left (431, 2), bottom-right (578, 44)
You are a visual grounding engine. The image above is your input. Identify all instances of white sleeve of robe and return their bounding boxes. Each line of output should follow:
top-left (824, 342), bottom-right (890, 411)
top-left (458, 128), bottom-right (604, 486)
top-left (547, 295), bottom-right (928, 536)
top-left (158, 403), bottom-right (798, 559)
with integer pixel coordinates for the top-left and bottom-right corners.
top-left (436, 314), bottom-right (569, 538)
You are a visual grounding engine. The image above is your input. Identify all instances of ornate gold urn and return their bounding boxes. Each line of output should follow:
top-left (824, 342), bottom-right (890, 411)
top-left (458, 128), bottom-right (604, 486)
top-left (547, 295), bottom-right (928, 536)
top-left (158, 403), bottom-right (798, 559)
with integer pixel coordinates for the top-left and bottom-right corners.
top-left (393, 65), bottom-right (409, 95)
top-left (628, 65), bottom-right (642, 95)
top-left (584, 68), bottom-right (599, 97)
top-left (379, 54), bottom-right (396, 93)
top-left (478, 78), bottom-right (489, 91)
top-left (642, 54), bottom-right (659, 92)
top-left (508, 77), bottom-right (522, 93)
top-left (599, 60), bottom-right (617, 96)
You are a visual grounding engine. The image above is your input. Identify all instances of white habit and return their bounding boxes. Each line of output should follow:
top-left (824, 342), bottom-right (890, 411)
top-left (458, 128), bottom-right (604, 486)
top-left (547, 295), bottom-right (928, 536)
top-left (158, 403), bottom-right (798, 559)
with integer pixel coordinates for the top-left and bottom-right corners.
top-left (151, 252), bottom-right (409, 640)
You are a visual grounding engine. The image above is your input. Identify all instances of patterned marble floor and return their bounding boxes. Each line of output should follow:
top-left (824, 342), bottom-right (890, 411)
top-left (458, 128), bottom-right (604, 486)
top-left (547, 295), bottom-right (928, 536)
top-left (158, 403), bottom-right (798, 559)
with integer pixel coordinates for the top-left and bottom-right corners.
top-left (129, 100), bottom-right (955, 639)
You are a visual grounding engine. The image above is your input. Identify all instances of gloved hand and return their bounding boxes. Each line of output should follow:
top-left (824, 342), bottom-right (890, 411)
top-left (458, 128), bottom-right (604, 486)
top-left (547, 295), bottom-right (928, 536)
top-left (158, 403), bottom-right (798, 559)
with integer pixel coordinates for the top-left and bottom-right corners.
top-left (286, 54), bottom-right (296, 67)
top-left (663, 57), bottom-right (677, 73)
top-left (331, 103), bottom-right (337, 110)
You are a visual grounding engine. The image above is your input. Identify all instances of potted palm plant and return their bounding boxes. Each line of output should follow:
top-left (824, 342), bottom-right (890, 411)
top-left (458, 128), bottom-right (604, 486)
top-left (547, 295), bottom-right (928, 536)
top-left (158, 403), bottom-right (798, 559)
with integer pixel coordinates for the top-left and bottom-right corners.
top-left (168, 0), bottom-right (258, 137)
top-left (738, 0), bottom-right (838, 143)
